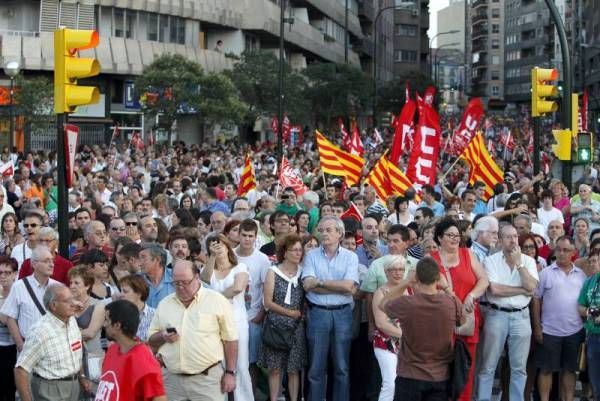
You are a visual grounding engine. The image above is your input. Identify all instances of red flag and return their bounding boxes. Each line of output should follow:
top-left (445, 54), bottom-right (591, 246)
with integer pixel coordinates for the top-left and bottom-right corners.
top-left (500, 130), bottom-right (515, 151)
top-left (280, 156), bottom-right (307, 195)
top-left (527, 129), bottom-right (534, 153)
top-left (271, 116), bottom-right (279, 134)
top-left (405, 81), bottom-right (411, 103)
top-left (448, 98), bottom-right (484, 156)
top-left (0, 162), bottom-right (14, 178)
top-left (581, 88), bottom-right (589, 132)
top-left (350, 121), bottom-right (364, 156)
top-left (406, 96), bottom-right (441, 190)
top-left (282, 114), bottom-right (291, 142)
top-left (424, 86), bottom-right (436, 105)
top-left (340, 201), bottom-right (363, 223)
top-left (130, 132), bottom-right (144, 150)
top-left (111, 123), bottom-right (120, 141)
top-left (339, 118), bottom-right (352, 151)
top-left (389, 100), bottom-right (417, 164)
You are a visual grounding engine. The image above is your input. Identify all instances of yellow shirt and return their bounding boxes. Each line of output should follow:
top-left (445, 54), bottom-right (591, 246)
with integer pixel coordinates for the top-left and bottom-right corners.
top-left (149, 287), bottom-right (238, 374)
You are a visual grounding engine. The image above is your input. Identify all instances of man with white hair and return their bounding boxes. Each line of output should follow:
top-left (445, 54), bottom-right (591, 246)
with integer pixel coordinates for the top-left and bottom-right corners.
top-left (470, 216), bottom-right (499, 262)
top-left (18, 227), bottom-right (73, 286)
top-left (302, 191), bottom-right (320, 233)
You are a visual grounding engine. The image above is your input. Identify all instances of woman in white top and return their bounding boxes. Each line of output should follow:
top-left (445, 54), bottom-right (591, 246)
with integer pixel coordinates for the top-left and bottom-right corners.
top-left (201, 234), bottom-right (254, 401)
top-left (387, 197), bottom-right (413, 226)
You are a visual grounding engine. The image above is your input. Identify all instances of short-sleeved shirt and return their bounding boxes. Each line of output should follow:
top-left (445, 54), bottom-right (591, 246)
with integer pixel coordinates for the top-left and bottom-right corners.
top-left (384, 293), bottom-right (460, 381)
top-left (534, 263), bottom-right (587, 336)
top-left (148, 287), bottom-right (238, 374)
top-left (578, 273), bottom-right (600, 334)
top-left (0, 275), bottom-right (60, 339)
top-left (16, 314), bottom-right (83, 379)
top-left (143, 267), bottom-right (175, 309)
top-left (301, 246), bottom-right (359, 306)
top-left (360, 254), bottom-right (418, 293)
top-left (483, 252), bottom-right (539, 309)
top-left (355, 243), bottom-right (389, 267)
top-left (571, 198), bottom-right (600, 232)
top-left (235, 248), bottom-right (271, 321)
top-left (95, 342), bottom-right (165, 401)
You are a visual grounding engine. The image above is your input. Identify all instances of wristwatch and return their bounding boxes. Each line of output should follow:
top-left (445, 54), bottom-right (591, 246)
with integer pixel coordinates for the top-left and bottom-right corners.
top-left (516, 264), bottom-right (524, 271)
top-left (317, 280), bottom-right (324, 288)
top-left (225, 369), bottom-right (237, 376)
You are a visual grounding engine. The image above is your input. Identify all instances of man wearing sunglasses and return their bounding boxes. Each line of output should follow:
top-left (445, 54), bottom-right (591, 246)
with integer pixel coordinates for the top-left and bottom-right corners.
top-left (11, 210), bottom-right (44, 270)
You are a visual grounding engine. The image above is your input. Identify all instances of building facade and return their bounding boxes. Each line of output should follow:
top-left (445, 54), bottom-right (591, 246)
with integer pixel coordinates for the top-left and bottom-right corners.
top-left (466, 0), bottom-right (505, 108)
top-left (0, 0), bottom-right (383, 147)
top-left (392, 0), bottom-right (429, 78)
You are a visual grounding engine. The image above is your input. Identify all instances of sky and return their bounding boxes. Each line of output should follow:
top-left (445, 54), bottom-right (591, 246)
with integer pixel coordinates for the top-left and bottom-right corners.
top-left (428, 0), bottom-right (450, 47)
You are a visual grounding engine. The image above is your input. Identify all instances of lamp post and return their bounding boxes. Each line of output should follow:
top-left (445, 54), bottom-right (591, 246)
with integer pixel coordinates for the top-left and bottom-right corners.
top-left (433, 43), bottom-right (460, 88)
top-left (372, 1), bottom-right (416, 127)
top-left (277, 0), bottom-right (294, 164)
top-left (428, 30), bottom-right (459, 80)
top-left (4, 61), bottom-right (20, 152)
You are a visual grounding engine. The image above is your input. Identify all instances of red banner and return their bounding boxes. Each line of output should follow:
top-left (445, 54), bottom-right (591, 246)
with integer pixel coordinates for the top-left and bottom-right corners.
top-left (282, 114), bottom-right (291, 142)
top-left (405, 97), bottom-right (441, 190)
top-left (447, 98), bottom-right (484, 156)
top-left (389, 100), bottom-right (417, 164)
top-left (271, 116), bottom-right (278, 134)
top-left (424, 86), bottom-right (436, 105)
top-left (339, 118), bottom-right (351, 151)
top-left (350, 121), bottom-right (364, 156)
top-left (580, 88), bottom-right (588, 132)
top-left (280, 156), bottom-right (307, 195)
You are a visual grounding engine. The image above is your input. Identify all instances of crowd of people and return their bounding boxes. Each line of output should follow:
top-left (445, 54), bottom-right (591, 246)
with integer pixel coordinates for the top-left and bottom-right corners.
top-left (0, 122), bottom-right (598, 401)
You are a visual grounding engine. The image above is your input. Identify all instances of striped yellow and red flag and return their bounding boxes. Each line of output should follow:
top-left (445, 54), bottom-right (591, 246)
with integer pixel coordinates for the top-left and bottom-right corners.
top-left (387, 161), bottom-right (420, 202)
top-left (315, 130), bottom-right (364, 186)
top-left (237, 154), bottom-right (256, 196)
top-left (365, 153), bottom-right (392, 201)
top-left (460, 132), bottom-right (504, 200)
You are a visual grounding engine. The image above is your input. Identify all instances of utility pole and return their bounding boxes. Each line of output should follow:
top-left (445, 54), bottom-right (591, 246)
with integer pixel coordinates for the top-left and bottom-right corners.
top-left (344, 0), bottom-right (349, 63)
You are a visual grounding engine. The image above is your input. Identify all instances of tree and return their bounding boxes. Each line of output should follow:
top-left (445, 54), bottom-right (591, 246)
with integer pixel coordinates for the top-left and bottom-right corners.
top-left (13, 75), bottom-right (54, 122)
top-left (376, 70), bottom-right (435, 113)
top-left (302, 62), bottom-right (371, 129)
top-left (227, 51), bottom-right (309, 126)
top-left (198, 72), bottom-right (245, 126)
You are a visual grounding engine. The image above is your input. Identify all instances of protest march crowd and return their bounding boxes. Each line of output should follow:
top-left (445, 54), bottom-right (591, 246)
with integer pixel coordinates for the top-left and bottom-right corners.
top-left (0, 88), bottom-right (599, 401)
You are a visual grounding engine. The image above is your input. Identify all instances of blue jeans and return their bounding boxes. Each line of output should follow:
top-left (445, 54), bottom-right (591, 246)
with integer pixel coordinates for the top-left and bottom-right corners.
top-left (588, 333), bottom-right (600, 398)
top-left (476, 307), bottom-right (531, 401)
top-left (306, 305), bottom-right (353, 401)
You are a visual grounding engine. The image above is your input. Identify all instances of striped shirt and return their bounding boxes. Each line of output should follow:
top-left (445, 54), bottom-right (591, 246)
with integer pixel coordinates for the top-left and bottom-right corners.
top-left (137, 303), bottom-right (156, 342)
top-left (16, 313), bottom-right (83, 379)
top-left (0, 275), bottom-right (59, 339)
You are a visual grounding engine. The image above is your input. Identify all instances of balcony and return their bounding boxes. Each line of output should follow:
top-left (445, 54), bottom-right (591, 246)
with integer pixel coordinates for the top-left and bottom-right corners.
top-left (473, 57), bottom-right (488, 68)
top-left (473, 0), bottom-right (488, 9)
top-left (358, 0), bottom-right (374, 21)
top-left (472, 40), bottom-right (488, 53)
top-left (472, 13), bottom-right (488, 24)
top-left (354, 37), bottom-right (374, 57)
top-left (472, 26), bottom-right (488, 40)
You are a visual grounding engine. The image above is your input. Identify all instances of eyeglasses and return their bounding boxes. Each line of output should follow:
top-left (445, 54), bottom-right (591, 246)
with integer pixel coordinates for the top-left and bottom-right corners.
top-left (443, 233), bottom-right (461, 240)
top-left (23, 223), bottom-right (39, 228)
top-left (173, 277), bottom-right (196, 287)
top-left (521, 244), bottom-right (536, 250)
top-left (111, 227), bottom-right (126, 231)
top-left (125, 222), bottom-right (137, 226)
top-left (37, 238), bottom-right (55, 243)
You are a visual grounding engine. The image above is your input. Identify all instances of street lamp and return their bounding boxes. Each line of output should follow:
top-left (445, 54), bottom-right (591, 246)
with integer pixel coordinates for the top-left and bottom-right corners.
top-left (428, 30), bottom-right (459, 79)
top-left (4, 61), bottom-right (20, 151)
top-left (433, 43), bottom-right (460, 88)
top-left (372, 1), bottom-right (416, 126)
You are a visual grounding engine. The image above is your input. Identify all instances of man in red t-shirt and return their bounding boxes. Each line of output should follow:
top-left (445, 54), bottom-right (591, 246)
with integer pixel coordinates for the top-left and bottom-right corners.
top-left (18, 227), bottom-right (73, 285)
top-left (94, 300), bottom-right (166, 401)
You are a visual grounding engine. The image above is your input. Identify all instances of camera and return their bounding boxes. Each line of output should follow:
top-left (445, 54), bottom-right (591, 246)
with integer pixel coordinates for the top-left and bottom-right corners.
top-left (589, 306), bottom-right (600, 318)
top-left (281, 195), bottom-right (289, 200)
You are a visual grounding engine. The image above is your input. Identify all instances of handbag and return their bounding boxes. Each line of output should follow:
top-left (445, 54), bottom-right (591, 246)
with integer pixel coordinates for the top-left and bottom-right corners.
top-left (262, 314), bottom-right (296, 351)
top-left (442, 265), bottom-right (475, 337)
top-left (447, 337), bottom-right (472, 401)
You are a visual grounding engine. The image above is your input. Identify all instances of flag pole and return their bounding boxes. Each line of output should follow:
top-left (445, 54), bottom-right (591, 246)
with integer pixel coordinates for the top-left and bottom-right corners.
top-left (439, 156), bottom-right (464, 182)
top-left (321, 171), bottom-right (327, 197)
top-left (275, 160), bottom-right (281, 200)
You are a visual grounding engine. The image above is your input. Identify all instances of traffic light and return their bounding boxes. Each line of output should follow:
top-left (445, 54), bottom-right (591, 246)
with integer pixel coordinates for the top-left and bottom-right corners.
top-left (531, 67), bottom-right (558, 117)
top-left (551, 129), bottom-right (572, 160)
top-left (54, 28), bottom-right (100, 113)
top-left (575, 131), bottom-right (593, 164)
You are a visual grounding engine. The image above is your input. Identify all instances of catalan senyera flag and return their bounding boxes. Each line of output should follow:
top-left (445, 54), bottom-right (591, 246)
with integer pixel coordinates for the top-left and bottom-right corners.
top-left (460, 132), bottom-right (504, 201)
top-left (237, 155), bottom-right (256, 196)
top-left (387, 160), bottom-right (420, 202)
top-left (315, 130), bottom-right (364, 186)
top-left (365, 153), bottom-right (418, 202)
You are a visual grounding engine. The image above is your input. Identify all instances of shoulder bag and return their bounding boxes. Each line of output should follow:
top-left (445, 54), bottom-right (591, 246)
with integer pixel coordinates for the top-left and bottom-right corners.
top-left (262, 313), bottom-right (296, 351)
top-left (442, 264), bottom-right (475, 337)
top-left (23, 277), bottom-right (46, 316)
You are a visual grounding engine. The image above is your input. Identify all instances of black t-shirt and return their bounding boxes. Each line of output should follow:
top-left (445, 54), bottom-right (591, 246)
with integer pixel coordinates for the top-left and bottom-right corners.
top-left (260, 241), bottom-right (276, 257)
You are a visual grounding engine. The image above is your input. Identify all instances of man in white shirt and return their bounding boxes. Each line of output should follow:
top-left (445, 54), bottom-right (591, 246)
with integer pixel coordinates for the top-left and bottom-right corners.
top-left (234, 219), bottom-right (271, 398)
top-left (1, 246), bottom-right (59, 351)
top-left (11, 210), bottom-right (43, 270)
top-left (246, 176), bottom-right (269, 208)
top-left (477, 224), bottom-right (539, 401)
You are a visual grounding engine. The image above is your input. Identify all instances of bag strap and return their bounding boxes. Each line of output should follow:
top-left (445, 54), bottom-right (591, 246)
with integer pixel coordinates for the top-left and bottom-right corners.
top-left (442, 263), bottom-right (454, 291)
top-left (23, 277), bottom-right (46, 316)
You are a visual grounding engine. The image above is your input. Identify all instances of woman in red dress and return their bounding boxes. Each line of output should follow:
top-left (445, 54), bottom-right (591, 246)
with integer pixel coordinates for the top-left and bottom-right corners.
top-left (430, 217), bottom-right (490, 401)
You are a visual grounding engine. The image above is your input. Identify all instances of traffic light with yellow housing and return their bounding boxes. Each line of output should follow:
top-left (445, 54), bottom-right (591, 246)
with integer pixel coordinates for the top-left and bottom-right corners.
top-left (54, 28), bottom-right (101, 114)
top-left (531, 67), bottom-right (558, 117)
top-left (551, 129), bottom-right (572, 161)
top-left (575, 131), bottom-right (593, 164)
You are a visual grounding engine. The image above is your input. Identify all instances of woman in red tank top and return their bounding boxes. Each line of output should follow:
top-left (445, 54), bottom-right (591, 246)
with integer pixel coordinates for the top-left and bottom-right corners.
top-left (430, 217), bottom-right (490, 401)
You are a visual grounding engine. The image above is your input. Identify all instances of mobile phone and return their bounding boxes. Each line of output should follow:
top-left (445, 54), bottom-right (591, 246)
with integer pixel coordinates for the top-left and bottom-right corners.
top-left (166, 327), bottom-right (177, 334)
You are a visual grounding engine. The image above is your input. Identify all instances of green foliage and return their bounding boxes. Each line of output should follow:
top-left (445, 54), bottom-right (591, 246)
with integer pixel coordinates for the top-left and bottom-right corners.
top-left (376, 70), bottom-right (435, 113)
top-left (13, 75), bottom-right (54, 122)
top-left (226, 50), bottom-right (309, 125)
top-left (302, 62), bottom-right (372, 128)
top-left (198, 72), bottom-right (245, 125)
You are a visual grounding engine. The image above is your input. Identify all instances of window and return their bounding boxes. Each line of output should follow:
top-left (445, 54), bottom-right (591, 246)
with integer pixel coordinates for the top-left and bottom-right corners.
top-left (114, 8), bottom-right (124, 37)
top-left (491, 55), bottom-right (500, 64)
top-left (396, 24), bottom-right (417, 36)
top-left (147, 13), bottom-right (158, 41)
top-left (491, 70), bottom-right (500, 80)
top-left (159, 15), bottom-right (169, 42)
top-left (395, 50), bottom-right (417, 62)
top-left (492, 86), bottom-right (500, 96)
top-left (125, 10), bottom-right (135, 38)
top-left (492, 24), bottom-right (499, 34)
top-left (491, 8), bottom-right (500, 18)
top-left (491, 39), bottom-right (499, 49)
top-left (170, 16), bottom-right (185, 44)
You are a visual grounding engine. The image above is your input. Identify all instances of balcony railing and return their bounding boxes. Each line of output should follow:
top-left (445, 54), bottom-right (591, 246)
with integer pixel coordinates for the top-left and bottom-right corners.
top-left (473, 0), bottom-right (488, 8)
top-left (0, 29), bottom-right (40, 38)
top-left (472, 13), bottom-right (488, 24)
top-left (472, 27), bottom-right (489, 40)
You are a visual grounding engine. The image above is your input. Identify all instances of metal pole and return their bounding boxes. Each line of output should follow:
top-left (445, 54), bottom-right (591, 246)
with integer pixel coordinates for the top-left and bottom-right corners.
top-left (56, 113), bottom-right (69, 258)
top-left (344, 0), bottom-right (349, 64)
top-left (533, 117), bottom-right (541, 175)
top-left (8, 78), bottom-right (14, 151)
top-left (277, 0), bottom-right (285, 163)
top-left (543, 0), bottom-right (572, 189)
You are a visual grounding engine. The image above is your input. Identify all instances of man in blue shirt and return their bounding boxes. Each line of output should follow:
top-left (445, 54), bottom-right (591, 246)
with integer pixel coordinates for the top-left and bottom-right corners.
top-left (302, 216), bottom-right (359, 401)
top-left (355, 215), bottom-right (388, 267)
top-left (140, 243), bottom-right (174, 308)
top-left (418, 185), bottom-right (445, 217)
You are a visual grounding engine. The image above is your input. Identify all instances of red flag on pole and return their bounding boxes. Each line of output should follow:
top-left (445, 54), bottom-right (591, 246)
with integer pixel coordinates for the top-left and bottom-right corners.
top-left (447, 98), bottom-right (484, 156)
top-left (349, 121), bottom-right (364, 156)
top-left (424, 86), bottom-right (436, 105)
top-left (340, 201), bottom-right (363, 223)
top-left (389, 100), bottom-right (417, 164)
top-left (280, 156), bottom-right (307, 195)
top-left (339, 118), bottom-right (352, 151)
top-left (238, 155), bottom-right (256, 196)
